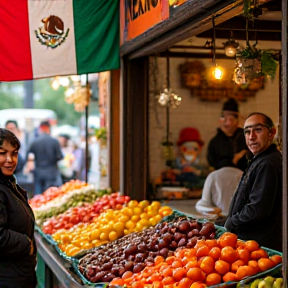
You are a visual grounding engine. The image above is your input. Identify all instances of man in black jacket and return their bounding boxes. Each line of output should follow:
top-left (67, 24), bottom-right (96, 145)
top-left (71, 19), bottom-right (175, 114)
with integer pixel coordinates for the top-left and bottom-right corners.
top-left (207, 98), bottom-right (248, 172)
top-left (225, 112), bottom-right (282, 251)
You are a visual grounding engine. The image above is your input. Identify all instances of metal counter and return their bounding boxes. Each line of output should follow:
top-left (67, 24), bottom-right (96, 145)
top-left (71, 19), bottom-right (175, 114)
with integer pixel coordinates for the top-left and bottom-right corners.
top-left (35, 232), bottom-right (87, 288)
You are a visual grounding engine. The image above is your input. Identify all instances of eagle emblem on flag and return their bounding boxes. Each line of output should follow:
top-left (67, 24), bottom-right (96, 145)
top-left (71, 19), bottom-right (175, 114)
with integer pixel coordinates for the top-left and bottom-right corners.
top-left (35, 15), bottom-right (69, 48)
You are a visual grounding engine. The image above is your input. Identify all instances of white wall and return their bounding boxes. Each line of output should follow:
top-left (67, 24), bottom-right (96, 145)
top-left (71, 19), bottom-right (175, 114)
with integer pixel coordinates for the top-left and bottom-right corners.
top-left (148, 56), bottom-right (280, 182)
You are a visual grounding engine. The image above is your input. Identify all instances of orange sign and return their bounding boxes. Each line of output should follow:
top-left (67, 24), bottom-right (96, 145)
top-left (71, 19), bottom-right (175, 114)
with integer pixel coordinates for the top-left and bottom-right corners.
top-left (121, 0), bottom-right (168, 42)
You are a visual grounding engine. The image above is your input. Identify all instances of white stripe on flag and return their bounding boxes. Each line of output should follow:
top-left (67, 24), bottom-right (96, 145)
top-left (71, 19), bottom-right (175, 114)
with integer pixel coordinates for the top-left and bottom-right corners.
top-left (28, 0), bottom-right (77, 78)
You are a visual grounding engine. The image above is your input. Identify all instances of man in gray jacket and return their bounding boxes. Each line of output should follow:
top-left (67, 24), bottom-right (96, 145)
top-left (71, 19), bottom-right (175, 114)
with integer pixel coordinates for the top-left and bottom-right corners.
top-left (26, 121), bottom-right (63, 195)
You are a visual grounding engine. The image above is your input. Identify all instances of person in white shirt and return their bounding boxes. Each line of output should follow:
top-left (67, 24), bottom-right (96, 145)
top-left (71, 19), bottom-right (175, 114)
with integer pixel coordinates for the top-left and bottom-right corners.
top-left (195, 166), bottom-right (243, 223)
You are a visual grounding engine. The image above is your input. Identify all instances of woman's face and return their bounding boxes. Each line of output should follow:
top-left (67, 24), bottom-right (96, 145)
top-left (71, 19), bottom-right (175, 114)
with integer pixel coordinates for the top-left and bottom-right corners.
top-left (0, 140), bottom-right (19, 176)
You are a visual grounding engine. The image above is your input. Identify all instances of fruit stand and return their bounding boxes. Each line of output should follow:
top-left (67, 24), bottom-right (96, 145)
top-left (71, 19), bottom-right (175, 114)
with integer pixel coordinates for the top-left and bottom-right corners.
top-left (32, 181), bottom-right (283, 288)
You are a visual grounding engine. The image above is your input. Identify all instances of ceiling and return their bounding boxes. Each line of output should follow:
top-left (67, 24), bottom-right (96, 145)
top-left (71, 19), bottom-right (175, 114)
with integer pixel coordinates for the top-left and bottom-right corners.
top-left (164, 0), bottom-right (282, 58)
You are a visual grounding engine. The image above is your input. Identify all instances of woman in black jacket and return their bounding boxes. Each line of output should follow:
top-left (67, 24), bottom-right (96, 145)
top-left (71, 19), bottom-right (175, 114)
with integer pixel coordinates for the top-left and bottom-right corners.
top-left (0, 128), bottom-right (37, 288)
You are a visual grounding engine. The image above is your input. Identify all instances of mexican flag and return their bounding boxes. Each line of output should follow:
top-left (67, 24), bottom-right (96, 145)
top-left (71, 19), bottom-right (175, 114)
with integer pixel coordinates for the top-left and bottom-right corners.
top-left (0, 0), bottom-right (119, 81)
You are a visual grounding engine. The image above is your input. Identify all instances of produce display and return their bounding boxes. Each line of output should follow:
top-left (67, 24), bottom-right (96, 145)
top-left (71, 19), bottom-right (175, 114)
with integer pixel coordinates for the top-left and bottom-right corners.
top-left (42, 192), bottom-right (130, 234)
top-left (76, 231), bottom-right (282, 287)
top-left (32, 183), bottom-right (283, 288)
top-left (77, 216), bottom-right (218, 283)
top-left (52, 200), bottom-right (174, 256)
top-left (31, 181), bottom-right (110, 225)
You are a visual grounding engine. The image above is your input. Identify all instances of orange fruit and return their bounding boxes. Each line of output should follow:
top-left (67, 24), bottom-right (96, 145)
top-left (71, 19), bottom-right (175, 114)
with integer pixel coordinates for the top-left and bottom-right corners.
top-left (172, 267), bottom-right (187, 281)
top-left (237, 248), bottom-right (250, 264)
top-left (196, 246), bottom-right (210, 258)
top-left (248, 260), bottom-right (260, 274)
top-left (190, 281), bottom-right (207, 288)
top-left (110, 278), bottom-right (125, 285)
top-left (205, 239), bottom-right (218, 249)
top-left (270, 255), bottom-right (282, 265)
top-left (217, 232), bottom-right (238, 248)
top-left (236, 265), bottom-right (256, 280)
top-left (244, 240), bottom-right (260, 252)
top-left (258, 258), bottom-right (276, 272)
top-left (178, 278), bottom-right (193, 288)
top-left (162, 267), bottom-right (173, 278)
top-left (122, 271), bottom-right (133, 279)
top-left (162, 276), bottom-right (175, 285)
top-left (250, 249), bottom-right (269, 260)
top-left (222, 272), bottom-right (239, 282)
top-left (152, 282), bottom-right (163, 288)
top-left (231, 260), bottom-right (245, 272)
top-left (206, 273), bottom-right (222, 286)
top-left (209, 247), bottom-right (221, 261)
top-left (187, 267), bottom-right (206, 282)
top-left (214, 260), bottom-right (230, 275)
top-left (220, 246), bottom-right (238, 263)
top-left (200, 256), bottom-right (215, 274)
top-left (237, 240), bottom-right (246, 249)
top-left (172, 259), bottom-right (184, 268)
top-left (185, 259), bottom-right (199, 270)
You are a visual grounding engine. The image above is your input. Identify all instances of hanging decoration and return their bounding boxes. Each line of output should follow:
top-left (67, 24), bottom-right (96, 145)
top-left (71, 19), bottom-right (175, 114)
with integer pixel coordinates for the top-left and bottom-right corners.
top-left (51, 75), bottom-right (92, 112)
top-left (233, 1), bottom-right (278, 87)
top-left (156, 51), bottom-right (181, 160)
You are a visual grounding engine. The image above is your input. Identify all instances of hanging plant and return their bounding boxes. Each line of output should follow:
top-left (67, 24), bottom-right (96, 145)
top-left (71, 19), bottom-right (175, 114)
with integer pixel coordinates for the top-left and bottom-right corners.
top-left (234, 44), bottom-right (278, 85)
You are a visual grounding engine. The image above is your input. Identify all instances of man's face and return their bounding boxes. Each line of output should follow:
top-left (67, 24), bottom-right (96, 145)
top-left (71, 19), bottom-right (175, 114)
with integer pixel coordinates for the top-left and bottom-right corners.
top-left (220, 112), bottom-right (239, 136)
top-left (244, 114), bottom-right (275, 156)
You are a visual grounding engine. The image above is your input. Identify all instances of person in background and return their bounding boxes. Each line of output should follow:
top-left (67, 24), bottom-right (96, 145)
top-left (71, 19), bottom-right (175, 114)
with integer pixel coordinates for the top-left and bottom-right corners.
top-left (225, 112), bottom-right (282, 251)
top-left (195, 166), bottom-right (243, 225)
top-left (58, 134), bottom-right (75, 183)
top-left (207, 98), bottom-right (248, 172)
top-left (72, 140), bottom-right (86, 181)
top-left (26, 121), bottom-right (63, 195)
top-left (0, 128), bottom-right (37, 288)
top-left (4, 120), bottom-right (25, 175)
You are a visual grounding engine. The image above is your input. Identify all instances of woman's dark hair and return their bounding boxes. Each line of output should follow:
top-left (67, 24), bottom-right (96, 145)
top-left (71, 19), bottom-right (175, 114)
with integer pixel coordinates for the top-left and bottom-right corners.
top-left (0, 128), bottom-right (21, 150)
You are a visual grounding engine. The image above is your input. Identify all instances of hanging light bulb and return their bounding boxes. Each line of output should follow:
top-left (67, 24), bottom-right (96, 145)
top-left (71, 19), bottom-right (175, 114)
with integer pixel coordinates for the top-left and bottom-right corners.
top-left (211, 16), bottom-right (223, 80)
top-left (223, 31), bottom-right (239, 57)
top-left (212, 65), bottom-right (224, 80)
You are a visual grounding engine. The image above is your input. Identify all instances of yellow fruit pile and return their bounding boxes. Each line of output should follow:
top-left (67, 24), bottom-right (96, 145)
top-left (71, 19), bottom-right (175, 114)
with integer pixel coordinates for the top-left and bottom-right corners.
top-left (52, 200), bottom-right (173, 256)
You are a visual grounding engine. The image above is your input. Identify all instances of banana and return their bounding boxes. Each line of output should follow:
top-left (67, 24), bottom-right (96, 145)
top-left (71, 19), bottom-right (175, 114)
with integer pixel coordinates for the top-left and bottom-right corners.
top-left (258, 276), bottom-right (276, 288)
top-left (250, 279), bottom-right (262, 288)
top-left (272, 278), bottom-right (284, 288)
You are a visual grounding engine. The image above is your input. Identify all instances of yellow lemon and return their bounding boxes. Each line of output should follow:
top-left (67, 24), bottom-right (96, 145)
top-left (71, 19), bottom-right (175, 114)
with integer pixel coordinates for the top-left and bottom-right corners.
top-left (138, 200), bottom-right (150, 209)
top-left (131, 215), bottom-right (140, 222)
top-left (149, 217), bottom-right (158, 226)
top-left (100, 232), bottom-right (109, 241)
top-left (114, 222), bottom-right (125, 234)
top-left (128, 200), bottom-right (139, 208)
top-left (90, 229), bottom-right (101, 241)
top-left (140, 212), bottom-right (149, 220)
top-left (109, 231), bottom-right (118, 242)
top-left (121, 207), bottom-right (133, 217)
top-left (119, 215), bottom-right (130, 223)
top-left (133, 206), bottom-right (142, 215)
top-left (150, 201), bottom-right (161, 210)
top-left (126, 220), bottom-right (136, 230)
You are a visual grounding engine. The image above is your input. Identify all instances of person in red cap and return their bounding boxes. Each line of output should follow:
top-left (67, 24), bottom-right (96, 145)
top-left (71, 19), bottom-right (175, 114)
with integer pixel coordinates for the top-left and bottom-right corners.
top-left (163, 127), bottom-right (209, 189)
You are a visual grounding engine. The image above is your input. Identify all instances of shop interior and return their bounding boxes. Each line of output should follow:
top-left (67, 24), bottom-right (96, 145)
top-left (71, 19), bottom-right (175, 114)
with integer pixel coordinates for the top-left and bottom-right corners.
top-left (147, 0), bottom-right (282, 200)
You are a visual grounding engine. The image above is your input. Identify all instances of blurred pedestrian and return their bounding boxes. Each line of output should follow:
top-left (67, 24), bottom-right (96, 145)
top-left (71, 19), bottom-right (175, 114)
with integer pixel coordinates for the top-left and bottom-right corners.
top-left (26, 121), bottom-right (63, 195)
top-left (0, 128), bottom-right (37, 288)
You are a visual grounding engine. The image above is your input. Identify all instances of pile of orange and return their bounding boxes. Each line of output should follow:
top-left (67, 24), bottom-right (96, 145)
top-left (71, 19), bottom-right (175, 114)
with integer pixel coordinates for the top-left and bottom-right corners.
top-left (110, 232), bottom-right (282, 288)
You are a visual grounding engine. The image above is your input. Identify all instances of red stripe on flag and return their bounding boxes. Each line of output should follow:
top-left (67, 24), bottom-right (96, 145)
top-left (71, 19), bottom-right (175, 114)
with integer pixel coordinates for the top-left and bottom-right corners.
top-left (0, 0), bottom-right (32, 81)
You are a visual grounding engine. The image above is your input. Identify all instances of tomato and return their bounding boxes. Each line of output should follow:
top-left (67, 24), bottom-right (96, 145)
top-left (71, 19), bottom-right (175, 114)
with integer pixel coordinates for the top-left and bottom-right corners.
top-left (70, 214), bottom-right (80, 224)
top-left (54, 222), bottom-right (65, 230)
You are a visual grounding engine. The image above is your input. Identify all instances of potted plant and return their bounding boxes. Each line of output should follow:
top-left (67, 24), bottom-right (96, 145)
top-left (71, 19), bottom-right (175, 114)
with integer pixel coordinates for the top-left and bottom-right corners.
top-left (95, 127), bottom-right (107, 147)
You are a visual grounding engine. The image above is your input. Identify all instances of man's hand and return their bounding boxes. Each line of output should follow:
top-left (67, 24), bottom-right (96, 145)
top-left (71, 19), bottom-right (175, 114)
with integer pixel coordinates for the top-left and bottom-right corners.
top-left (233, 149), bottom-right (247, 165)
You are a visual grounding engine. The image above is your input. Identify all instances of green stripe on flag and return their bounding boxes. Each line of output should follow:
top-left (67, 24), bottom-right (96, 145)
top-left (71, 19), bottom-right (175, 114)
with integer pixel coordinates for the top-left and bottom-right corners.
top-left (73, 0), bottom-right (120, 74)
